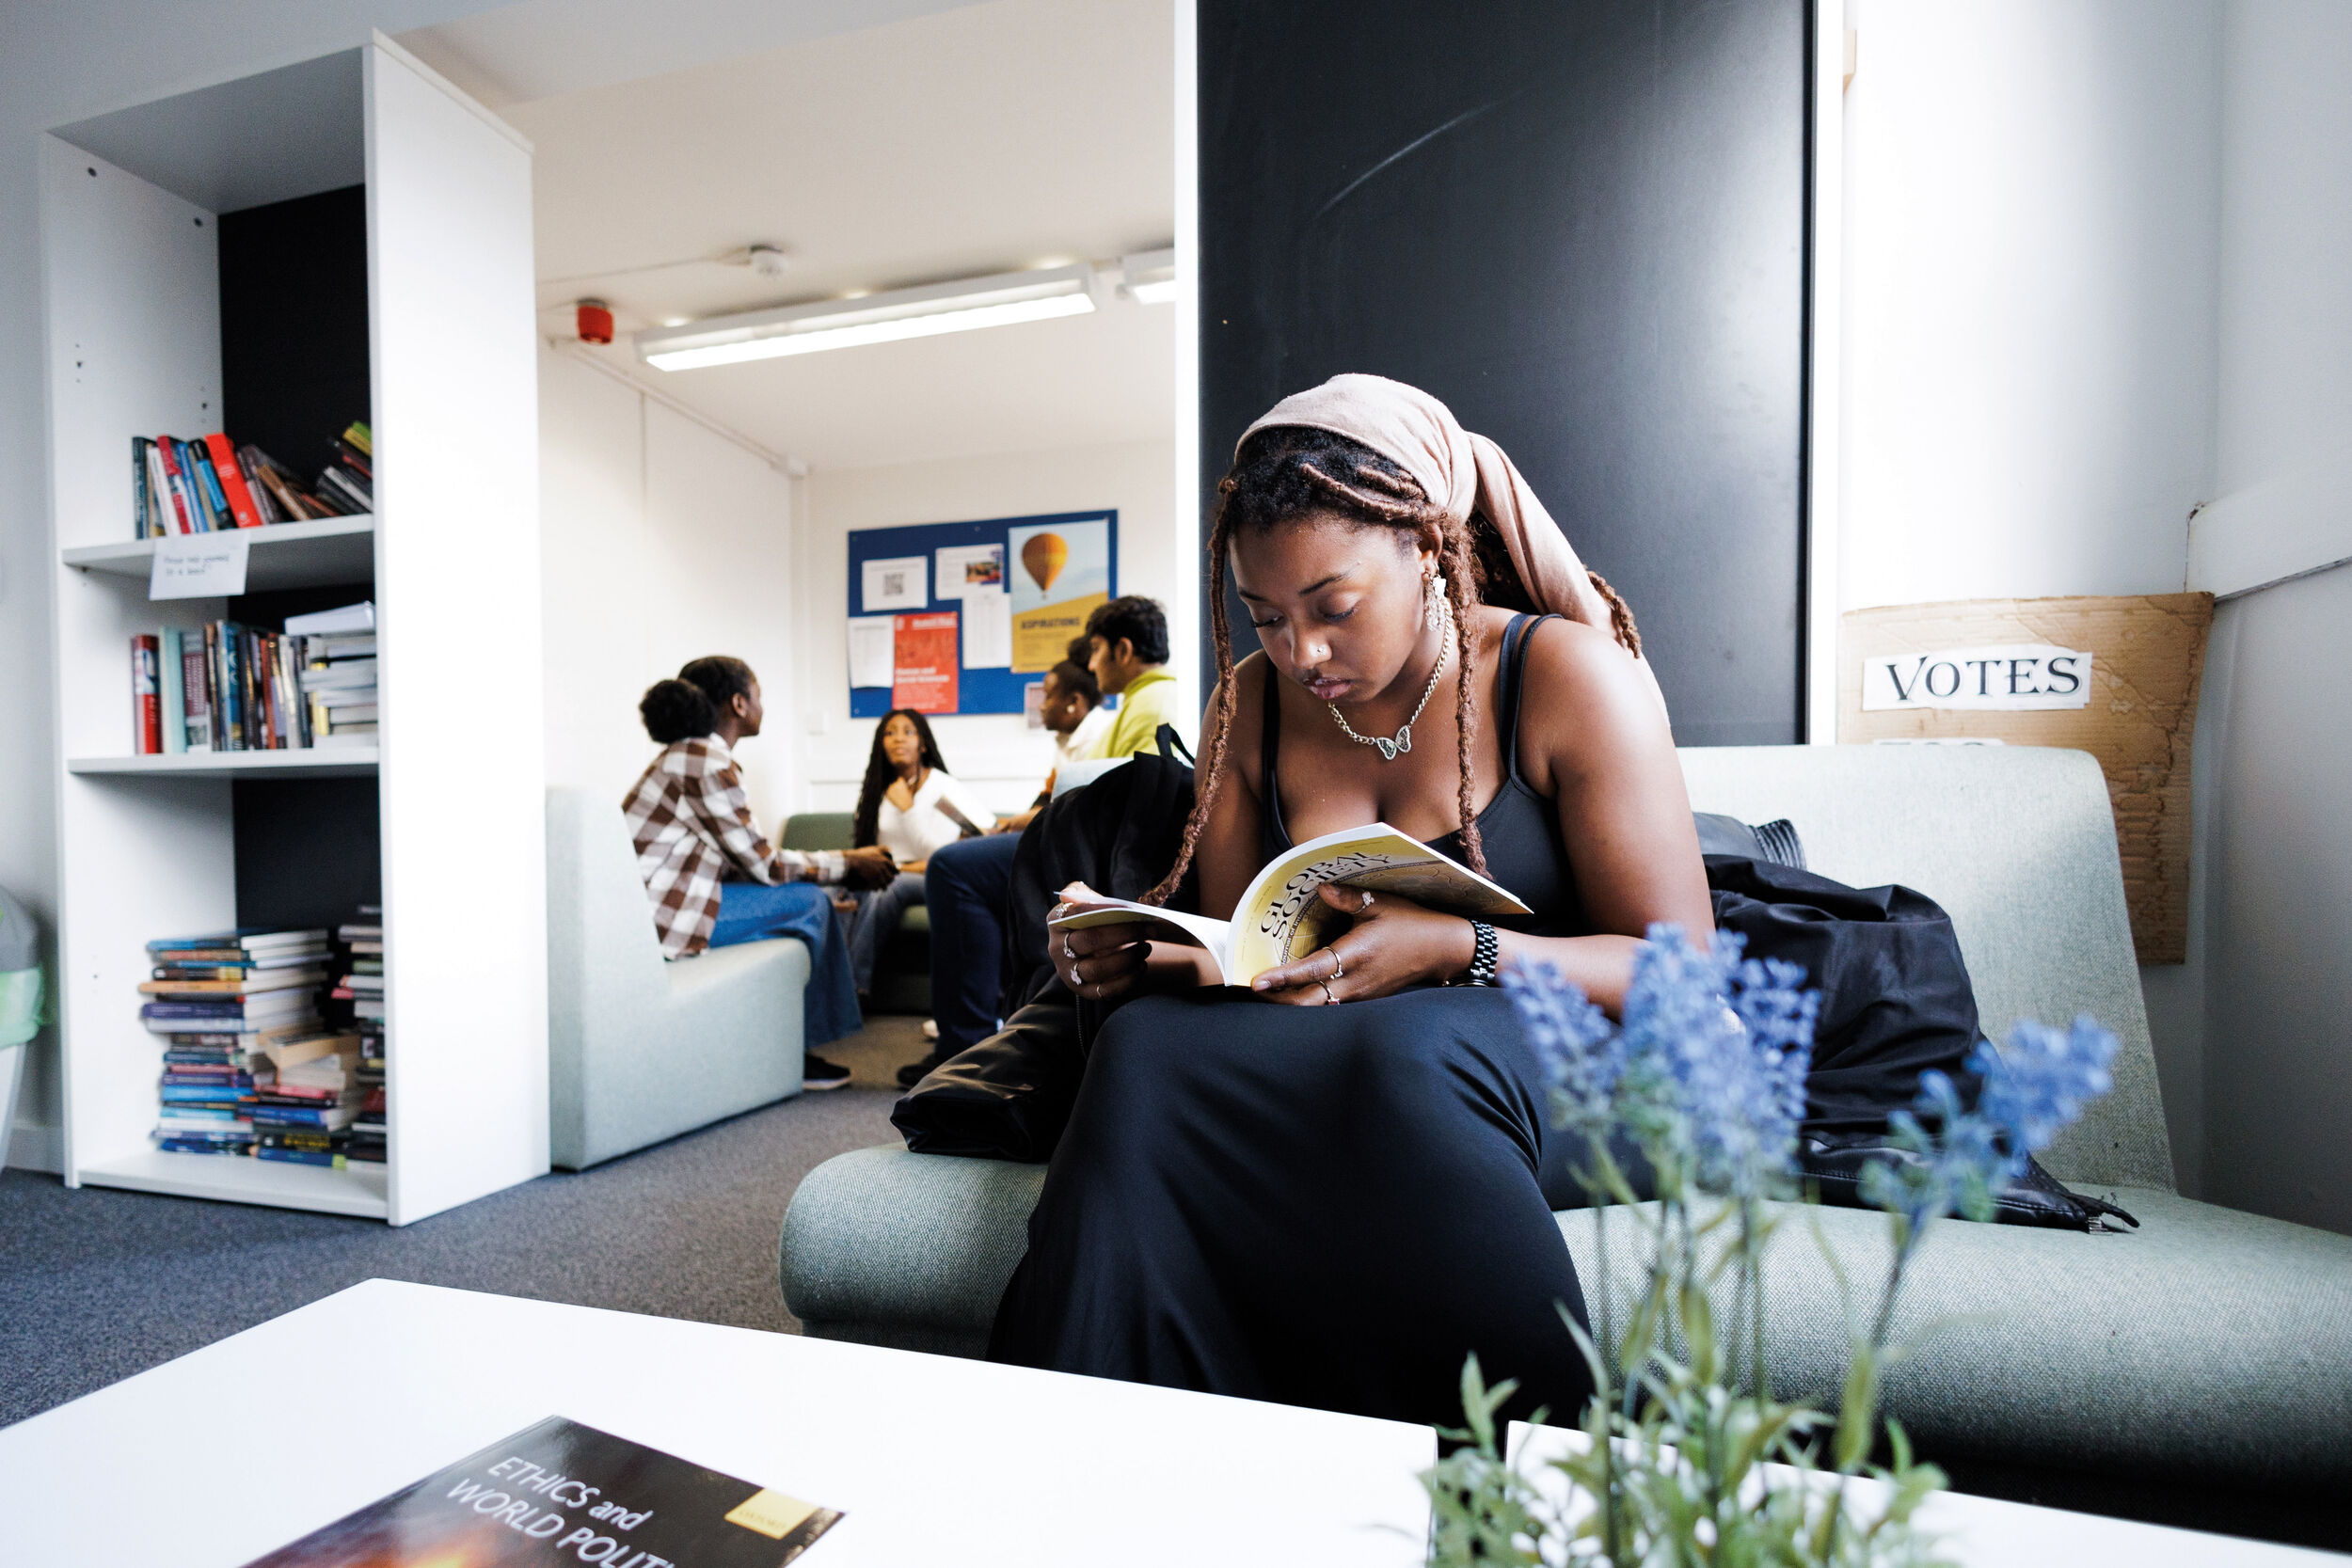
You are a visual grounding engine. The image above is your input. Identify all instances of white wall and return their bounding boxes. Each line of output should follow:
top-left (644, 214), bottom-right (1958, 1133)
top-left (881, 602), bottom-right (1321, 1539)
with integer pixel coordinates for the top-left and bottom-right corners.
top-left (0, 2), bottom-right (506, 1169)
top-left (2191, 0), bottom-right (2352, 1234)
top-left (1838, 0), bottom-right (2220, 615)
top-left (792, 439), bottom-right (1183, 816)
top-left (538, 346), bottom-right (801, 829)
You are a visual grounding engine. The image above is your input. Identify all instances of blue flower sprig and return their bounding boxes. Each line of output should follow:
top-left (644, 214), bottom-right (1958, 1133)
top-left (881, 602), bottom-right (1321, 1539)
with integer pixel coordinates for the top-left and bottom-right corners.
top-left (1438, 925), bottom-right (2121, 1568)
top-left (1860, 1018), bottom-right (2118, 1239)
top-left (1509, 924), bottom-right (1818, 1201)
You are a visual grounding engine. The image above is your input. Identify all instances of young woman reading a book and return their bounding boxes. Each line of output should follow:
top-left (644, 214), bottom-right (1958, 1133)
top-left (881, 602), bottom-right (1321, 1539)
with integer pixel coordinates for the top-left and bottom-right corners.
top-left (843, 707), bottom-right (994, 997)
top-left (991, 373), bottom-right (1713, 1428)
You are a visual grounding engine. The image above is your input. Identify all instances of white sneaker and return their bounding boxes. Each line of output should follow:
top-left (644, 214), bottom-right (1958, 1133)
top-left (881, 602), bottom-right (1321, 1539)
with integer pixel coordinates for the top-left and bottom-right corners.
top-left (921, 1018), bottom-right (939, 1040)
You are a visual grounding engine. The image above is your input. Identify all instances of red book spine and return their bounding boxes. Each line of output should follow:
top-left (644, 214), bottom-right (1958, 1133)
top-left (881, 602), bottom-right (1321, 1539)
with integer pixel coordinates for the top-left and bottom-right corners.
top-left (203, 433), bottom-right (266, 528)
top-left (153, 437), bottom-right (194, 533)
top-left (132, 635), bottom-right (161, 753)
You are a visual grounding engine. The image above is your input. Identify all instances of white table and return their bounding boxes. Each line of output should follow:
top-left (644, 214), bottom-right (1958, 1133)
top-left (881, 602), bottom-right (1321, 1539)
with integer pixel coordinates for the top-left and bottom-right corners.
top-left (1, 1280), bottom-right (2332, 1567)
top-left (0, 1280), bottom-right (1435, 1567)
top-left (1506, 1426), bottom-right (2339, 1566)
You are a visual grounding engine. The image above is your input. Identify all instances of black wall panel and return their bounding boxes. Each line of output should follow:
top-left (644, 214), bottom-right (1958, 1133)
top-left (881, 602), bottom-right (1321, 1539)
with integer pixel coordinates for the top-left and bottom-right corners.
top-left (1199, 0), bottom-right (1811, 745)
top-left (233, 776), bottom-right (381, 933)
top-left (218, 183), bottom-right (371, 481)
top-left (226, 583), bottom-right (380, 933)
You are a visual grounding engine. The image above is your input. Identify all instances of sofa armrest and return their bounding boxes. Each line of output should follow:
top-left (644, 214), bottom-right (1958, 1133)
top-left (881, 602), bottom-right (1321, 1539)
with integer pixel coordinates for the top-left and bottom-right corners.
top-left (780, 1146), bottom-right (1046, 1332)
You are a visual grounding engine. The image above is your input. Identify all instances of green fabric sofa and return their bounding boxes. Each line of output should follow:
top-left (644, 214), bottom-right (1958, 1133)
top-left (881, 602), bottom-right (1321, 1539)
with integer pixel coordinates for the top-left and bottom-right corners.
top-left (780, 812), bottom-right (930, 1014)
top-left (777, 747), bottom-right (2352, 1500)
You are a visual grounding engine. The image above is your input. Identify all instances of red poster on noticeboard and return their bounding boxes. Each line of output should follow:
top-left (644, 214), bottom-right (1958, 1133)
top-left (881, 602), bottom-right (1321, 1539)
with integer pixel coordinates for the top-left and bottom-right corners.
top-left (892, 611), bottom-right (959, 713)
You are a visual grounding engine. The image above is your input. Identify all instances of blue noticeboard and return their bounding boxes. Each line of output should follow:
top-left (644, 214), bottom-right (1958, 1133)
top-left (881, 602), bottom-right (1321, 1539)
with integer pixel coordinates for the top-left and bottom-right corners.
top-left (847, 509), bottom-right (1118, 719)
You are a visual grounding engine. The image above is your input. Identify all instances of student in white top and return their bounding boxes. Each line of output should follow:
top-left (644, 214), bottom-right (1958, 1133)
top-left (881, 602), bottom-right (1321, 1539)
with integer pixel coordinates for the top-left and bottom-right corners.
top-left (845, 708), bottom-right (995, 996)
top-left (1050, 657), bottom-right (1110, 769)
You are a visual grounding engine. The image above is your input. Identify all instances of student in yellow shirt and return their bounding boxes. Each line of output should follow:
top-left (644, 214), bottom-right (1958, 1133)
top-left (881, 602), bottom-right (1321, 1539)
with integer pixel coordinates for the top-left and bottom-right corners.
top-left (1080, 596), bottom-right (1180, 759)
top-left (903, 596), bottom-right (1188, 1086)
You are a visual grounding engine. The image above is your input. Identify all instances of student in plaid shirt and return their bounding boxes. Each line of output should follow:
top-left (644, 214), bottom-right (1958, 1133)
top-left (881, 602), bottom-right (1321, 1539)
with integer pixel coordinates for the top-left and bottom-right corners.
top-left (628, 657), bottom-right (894, 1090)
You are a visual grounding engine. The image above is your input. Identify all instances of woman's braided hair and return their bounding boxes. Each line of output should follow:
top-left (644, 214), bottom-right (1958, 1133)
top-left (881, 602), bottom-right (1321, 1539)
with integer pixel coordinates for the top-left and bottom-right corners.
top-left (1142, 427), bottom-right (1643, 909)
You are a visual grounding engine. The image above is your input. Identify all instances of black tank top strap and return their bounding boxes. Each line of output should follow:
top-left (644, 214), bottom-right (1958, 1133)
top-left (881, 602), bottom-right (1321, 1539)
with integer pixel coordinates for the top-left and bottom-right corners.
top-left (1259, 657), bottom-right (1288, 863)
top-left (1496, 612), bottom-right (1559, 784)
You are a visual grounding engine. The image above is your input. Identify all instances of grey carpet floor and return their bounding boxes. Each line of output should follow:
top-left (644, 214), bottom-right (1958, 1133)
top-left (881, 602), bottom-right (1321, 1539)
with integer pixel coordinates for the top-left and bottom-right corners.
top-left (0, 1015), bottom-right (931, 1429)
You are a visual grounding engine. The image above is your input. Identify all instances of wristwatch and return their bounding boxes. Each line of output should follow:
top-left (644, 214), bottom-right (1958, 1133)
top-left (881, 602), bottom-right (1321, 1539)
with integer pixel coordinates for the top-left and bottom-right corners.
top-left (1458, 920), bottom-right (1500, 987)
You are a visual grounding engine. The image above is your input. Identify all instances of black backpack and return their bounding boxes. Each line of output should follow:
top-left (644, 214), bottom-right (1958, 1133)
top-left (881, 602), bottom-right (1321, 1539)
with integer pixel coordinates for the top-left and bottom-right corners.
top-left (890, 725), bottom-right (1193, 1161)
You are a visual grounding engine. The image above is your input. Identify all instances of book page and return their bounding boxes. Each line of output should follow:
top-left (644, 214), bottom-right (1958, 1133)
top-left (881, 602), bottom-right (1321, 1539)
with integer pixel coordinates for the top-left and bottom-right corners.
top-left (1227, 824), bottom-right (1531, 982)
top-left (1046, 902), bottom-right (1234, 978)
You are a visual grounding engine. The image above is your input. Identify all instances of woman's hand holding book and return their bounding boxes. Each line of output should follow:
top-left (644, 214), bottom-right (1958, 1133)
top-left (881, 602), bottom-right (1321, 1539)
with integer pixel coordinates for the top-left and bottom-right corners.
top-left (1249, 884), bottom-right (1477, 1006)
top-left (1048, 882), bottom-right (1157, 1001)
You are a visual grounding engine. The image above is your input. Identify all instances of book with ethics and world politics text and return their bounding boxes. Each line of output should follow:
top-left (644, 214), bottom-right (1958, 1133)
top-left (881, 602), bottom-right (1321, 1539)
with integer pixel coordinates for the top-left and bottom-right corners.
top-left (243, 1415), bottom-right (844, 1567)
top-left (1046, 821), bottom-right (1532, 985)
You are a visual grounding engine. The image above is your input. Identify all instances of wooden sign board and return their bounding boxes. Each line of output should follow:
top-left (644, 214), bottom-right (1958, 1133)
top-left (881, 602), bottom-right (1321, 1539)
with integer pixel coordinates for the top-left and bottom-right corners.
top-left (1840, 594), bottom-right (2214, 964)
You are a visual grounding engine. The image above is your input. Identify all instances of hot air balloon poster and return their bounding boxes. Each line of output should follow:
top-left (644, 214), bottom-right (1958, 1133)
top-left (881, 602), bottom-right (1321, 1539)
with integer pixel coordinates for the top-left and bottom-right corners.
top-left (1008, 515), bottom-right (1111, 672)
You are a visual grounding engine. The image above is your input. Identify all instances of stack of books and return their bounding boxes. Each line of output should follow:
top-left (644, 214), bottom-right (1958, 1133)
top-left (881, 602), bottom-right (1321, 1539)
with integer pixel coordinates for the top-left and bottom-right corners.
top-left (143, 928), bottom-right (329, 1157)
top-left (293, 601), bottom-right (378, 747)
top-left (336, 912), bottom-right (386, 1164)
top-left (249, 1030), bottom-right (366, 1167)
top-left (128, 601), bottom-right (377, 754)
top-left (129, 422), bottom-right (373, 538)
top-left (316, 421), bottom-right (373, 516)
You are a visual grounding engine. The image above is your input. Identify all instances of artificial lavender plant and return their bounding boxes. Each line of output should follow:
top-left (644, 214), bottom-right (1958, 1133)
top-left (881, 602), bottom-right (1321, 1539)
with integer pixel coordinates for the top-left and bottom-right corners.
top-left (1422, 926), bottom-right (2117, 1568)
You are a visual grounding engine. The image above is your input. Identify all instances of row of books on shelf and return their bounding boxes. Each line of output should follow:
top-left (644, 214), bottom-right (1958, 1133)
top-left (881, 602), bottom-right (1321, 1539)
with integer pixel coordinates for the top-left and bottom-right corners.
top-left (131, 421), bottom-right (373, 538)
top-left (147, 916), bottom-right (386, 1168)
top-left (130, 600), bottom-right (375, 754)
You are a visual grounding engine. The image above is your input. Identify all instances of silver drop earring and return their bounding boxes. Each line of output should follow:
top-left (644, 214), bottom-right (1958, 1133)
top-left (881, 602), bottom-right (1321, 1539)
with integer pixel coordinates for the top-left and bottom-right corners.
top-left (1423, 567), bottom-right (1446, 630)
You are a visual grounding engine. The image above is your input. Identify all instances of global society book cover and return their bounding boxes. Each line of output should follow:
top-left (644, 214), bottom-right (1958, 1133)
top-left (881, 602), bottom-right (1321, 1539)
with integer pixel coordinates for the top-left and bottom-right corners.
top-left (243, 1415), bottom-right (842, 1566)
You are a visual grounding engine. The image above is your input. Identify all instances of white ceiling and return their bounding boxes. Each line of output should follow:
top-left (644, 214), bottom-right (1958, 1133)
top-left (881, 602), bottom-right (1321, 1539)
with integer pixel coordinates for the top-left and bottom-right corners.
top-left (405, 0), bottom-right (1175, 472)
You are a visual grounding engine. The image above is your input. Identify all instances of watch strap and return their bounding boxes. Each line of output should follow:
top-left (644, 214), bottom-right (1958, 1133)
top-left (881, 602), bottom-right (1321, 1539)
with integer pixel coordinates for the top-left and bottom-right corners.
top-left (1464, 920), bottom-right (1500, 987)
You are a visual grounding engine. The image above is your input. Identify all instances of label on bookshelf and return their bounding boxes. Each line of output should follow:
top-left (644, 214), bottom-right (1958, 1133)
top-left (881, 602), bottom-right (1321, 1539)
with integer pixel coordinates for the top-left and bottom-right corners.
top-left (151, 531), bottom-right (250, 599)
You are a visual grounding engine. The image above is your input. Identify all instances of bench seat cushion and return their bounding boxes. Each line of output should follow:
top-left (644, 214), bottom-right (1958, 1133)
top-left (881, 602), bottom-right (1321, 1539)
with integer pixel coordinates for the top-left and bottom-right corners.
top-left (780, 1148), bottom-right (2352, 1490)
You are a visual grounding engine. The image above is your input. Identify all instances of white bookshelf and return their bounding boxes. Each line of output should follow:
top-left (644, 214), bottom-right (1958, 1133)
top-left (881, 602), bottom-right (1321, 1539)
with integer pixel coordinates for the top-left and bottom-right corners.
top-left (64, 515), bottom-right (376, 591)
top-left (40, 38), bottom-right (548, 1225)
top-left (68, 750), bottom-right (382, 780)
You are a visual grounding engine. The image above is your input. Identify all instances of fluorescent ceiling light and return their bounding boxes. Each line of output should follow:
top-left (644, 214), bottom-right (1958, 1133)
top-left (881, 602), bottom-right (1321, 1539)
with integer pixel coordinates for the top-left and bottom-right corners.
top-left (1121, 246), bottom-right (1177, 305)
top-left (637, 263), bottom-right (1096, 371)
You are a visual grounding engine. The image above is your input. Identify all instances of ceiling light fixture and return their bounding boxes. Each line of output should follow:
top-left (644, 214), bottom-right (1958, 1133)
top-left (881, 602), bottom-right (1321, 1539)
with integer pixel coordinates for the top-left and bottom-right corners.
top-left (1121, 246), bottom-right (1177, 305)
top-left (636, 263), bottom-right (1099, 371)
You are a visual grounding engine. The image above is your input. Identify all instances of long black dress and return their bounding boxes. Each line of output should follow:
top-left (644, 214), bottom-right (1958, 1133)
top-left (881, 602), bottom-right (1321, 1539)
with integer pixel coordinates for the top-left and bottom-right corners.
top-left (989, 615), bottom-right (1600, 1427)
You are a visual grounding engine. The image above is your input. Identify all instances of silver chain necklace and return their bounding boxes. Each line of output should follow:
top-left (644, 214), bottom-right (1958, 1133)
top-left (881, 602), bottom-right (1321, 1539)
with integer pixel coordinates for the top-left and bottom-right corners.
top-left (1327, 601), bottom-right (1452, 761)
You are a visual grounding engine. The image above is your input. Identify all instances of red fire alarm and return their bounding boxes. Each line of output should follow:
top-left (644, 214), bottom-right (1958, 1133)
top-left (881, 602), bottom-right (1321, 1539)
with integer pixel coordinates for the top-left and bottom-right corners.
top-left (576, 299), bottom-right (614, 345)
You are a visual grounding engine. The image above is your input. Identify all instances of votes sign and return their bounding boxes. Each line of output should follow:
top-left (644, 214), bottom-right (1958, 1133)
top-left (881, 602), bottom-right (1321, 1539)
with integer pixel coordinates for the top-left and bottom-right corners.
top-left (1860, 642), bottom-right (2092, 711)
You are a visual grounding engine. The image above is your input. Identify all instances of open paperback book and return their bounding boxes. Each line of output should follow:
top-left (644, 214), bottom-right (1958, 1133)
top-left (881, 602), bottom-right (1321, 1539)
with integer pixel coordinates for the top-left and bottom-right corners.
top-left (1047, 821), bottom-right (1532, 986)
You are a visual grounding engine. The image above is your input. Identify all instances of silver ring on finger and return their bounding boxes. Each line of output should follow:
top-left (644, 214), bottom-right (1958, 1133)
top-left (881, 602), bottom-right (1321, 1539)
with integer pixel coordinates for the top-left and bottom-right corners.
top-left (1358, 890), bottom-right (1375, 912)
top-left (1062, 934), bottom-right (1075, 959)
top-left (1323, 947), bottom-right (1343, 981)
top-left (1318, 978), bottom-right (1336, 1005)
top-left (1071, 959), bottom-right (1084, 987)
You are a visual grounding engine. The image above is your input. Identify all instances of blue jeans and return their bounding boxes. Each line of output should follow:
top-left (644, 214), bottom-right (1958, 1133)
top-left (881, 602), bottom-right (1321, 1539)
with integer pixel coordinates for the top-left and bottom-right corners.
top-left (926, 833), bottom-right (1024, 1056)
top-left (708, 880), bottom-right (862, 1048)
top-left (845, 871), bottom-right (926, 993)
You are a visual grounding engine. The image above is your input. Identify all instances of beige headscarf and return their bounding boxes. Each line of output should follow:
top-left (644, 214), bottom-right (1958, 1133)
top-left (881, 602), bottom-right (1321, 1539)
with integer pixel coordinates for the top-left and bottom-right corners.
top-left (1239, 372), bottom-right (1669, 721)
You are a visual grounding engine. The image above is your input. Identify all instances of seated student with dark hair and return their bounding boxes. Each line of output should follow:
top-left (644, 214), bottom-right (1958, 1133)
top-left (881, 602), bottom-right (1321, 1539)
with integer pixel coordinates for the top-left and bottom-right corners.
top-left (1047, 654), bottom-right (1109, 769)
top-left (1077, 594), bottom-right (1184, 762)
top-left (843, 707), bottom-right (994, 997)
top-left (627, 656), bottom-right (893, 1091)
top-left (985, 651), bottom-right (1105, 842)
top-left (900, 599), bottom-right (1184, 1087)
